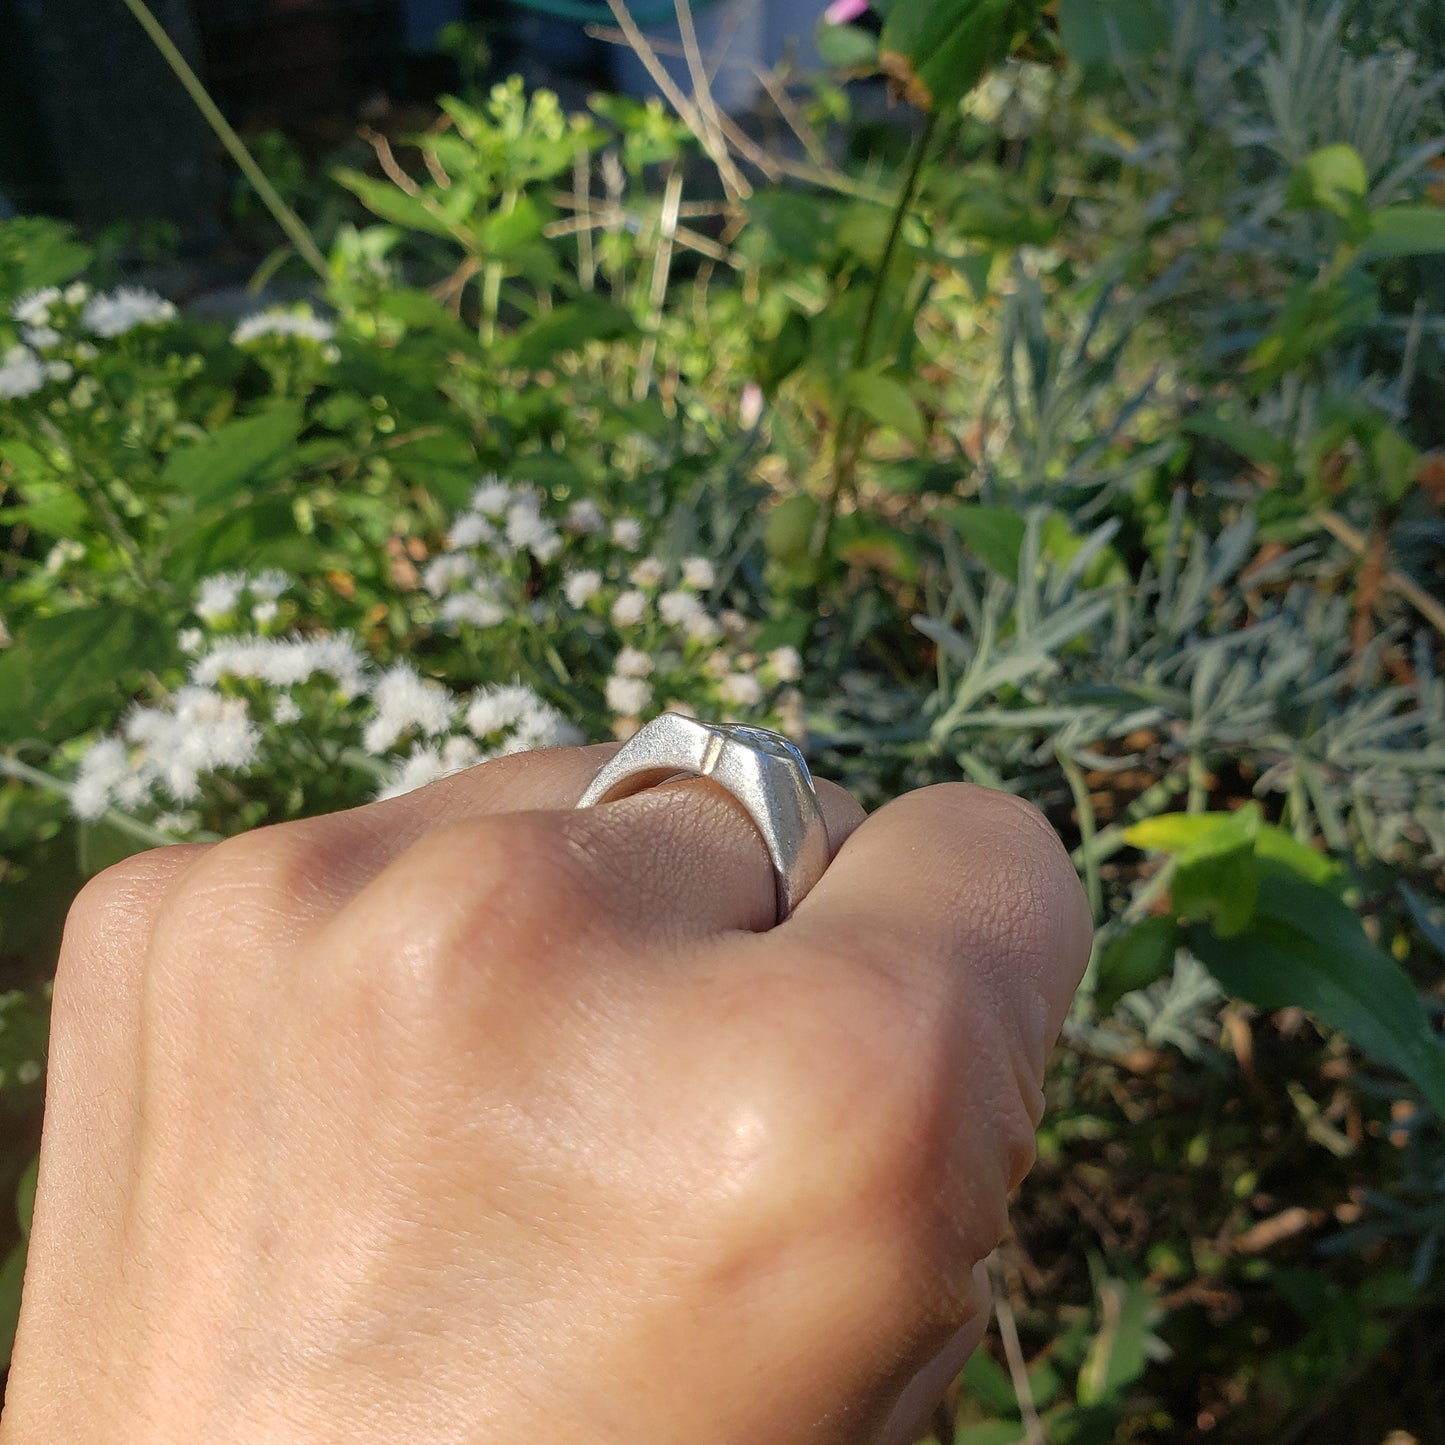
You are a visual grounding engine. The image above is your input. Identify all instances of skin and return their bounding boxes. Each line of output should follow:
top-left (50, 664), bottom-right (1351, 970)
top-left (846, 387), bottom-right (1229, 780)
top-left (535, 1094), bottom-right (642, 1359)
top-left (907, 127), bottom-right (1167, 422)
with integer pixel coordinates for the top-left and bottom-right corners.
top-left (0, 743), bottom-right (1091, 1444)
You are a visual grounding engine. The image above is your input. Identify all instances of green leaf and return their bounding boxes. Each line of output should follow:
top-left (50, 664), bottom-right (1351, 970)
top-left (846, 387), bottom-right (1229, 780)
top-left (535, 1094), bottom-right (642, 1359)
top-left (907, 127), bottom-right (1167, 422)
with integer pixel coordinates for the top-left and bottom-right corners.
top-left (1364, 206), bottom-right (1445, 259)
top-left (161, 402), bottom-right (304, 509)
top-left (959, 1348), bottom-right (1020, 1416)
top-left (1057, 0), bottom-right (1166, 73)
top-left (943, 504), bottom-right (1027, 579)
top-left (508, 297), bottom-right (636, 369)
top-left (1371, 424), bottom-right (1420, 503)
top-left (1, 607), bottom-right (171, 741)
top-left (1181, 410), bottom-right (1294, 469)
top-left (839, 370), bottom-right (927, 446)
top-left (0, 491), bottom-right (88, 537)
top-left (1077, 1277), bottom-right (1153, 1406)
top-left (0, 217), bottom-right (92, 301)
top-left (333, 170), bottom-right (460, 241)
top-left (1190, 876), bottom-right (1445, 1118)
top-left (387, 430), bottom-right (479, 508)
top-left (1096, 917), bottom-right (1180, 1016)
top-left (953, 1423), bottom-right (1027, 1445)
top-left (476, 194), bottom-right (547, 257)
top-left (817, 20), bottom-right (881, 70)
top-left (1124, 805), bottom-right (1259, 858)
top-left (1173, 847), bottom-right (1258, 937)
top-left (880, 0), bottom-right (1044, 111)
top-left (764, 495), bottom-right (821, 567)
top-left (1286, 144), bottom-right (1369, 220)
top-left (163, 498), bottom-right (312, 587)
top-left (747, 190), bottom-right (837, 268)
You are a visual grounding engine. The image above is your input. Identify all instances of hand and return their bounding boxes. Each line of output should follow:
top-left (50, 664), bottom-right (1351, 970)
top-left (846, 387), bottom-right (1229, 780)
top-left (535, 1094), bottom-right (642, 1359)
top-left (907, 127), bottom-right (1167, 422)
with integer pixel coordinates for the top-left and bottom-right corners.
top-left (1, 745), bottom-right (1090, 1444)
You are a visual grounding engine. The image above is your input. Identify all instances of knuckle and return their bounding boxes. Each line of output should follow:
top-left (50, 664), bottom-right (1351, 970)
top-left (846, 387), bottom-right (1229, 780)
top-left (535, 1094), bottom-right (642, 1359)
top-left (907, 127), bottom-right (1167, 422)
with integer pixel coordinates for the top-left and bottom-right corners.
top-left (169, 817), bottom-right (368, 929)
top-left (56, 844), bottom-right (212, 1015)
top-left (350, 814), bottom-right (605, 1004)
top-left (62, 844), bottom-right (208, 957)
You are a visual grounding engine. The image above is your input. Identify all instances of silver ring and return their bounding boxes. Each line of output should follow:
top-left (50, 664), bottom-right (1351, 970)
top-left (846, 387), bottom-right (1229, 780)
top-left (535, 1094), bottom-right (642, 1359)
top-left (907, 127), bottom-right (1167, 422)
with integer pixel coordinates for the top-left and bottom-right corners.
top-left (575, 713), bottom-right (829, 923)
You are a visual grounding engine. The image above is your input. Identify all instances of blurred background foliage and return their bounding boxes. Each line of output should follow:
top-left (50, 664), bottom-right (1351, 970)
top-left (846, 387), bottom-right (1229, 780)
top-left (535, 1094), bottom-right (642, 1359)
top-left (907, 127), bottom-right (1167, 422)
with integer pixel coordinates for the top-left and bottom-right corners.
top-left (1, 0), bottom-right (1444, 1438)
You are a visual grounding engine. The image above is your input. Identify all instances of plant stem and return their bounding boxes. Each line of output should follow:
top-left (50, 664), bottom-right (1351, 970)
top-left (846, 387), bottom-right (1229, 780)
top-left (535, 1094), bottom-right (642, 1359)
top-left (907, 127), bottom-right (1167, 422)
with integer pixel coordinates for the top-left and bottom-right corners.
top-left (812, 109), bottom-right (939, 598)
top-left (1058, 747), bottom-right (1103, 921)
top-left (119, 0), bottom-right (330, 282)
top-left (0, 756), bottom-right (213, 848)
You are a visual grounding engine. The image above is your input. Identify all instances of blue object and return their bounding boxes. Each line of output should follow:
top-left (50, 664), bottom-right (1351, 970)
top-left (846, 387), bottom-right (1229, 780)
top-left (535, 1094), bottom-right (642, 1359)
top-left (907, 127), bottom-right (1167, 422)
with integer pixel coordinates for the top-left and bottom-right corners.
top-left (403, 0), bottom-right (465, 50)
top-left (506, 0), bottom-right (723, 26)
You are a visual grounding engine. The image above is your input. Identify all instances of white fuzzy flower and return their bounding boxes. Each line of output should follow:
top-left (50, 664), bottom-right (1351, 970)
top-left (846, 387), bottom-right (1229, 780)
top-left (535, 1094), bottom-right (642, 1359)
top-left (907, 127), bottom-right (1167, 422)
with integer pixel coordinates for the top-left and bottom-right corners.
top-left (719, 673), bottom-right (764, 708)
top-left (610, 517), bottom-right (643, 551)
top-left (681, 556), bottom-right (716, 591)
top-left (0, 346), bottom-right (45, 401)
top-left (720, 610), bottom-right (751, 638)
top-left (375, 735), bottom-right (481, 801)
top-left (440, 590), bottom-right (507, 628)
top-left (684, 611), bottom-right (722, 645)
top-left (506, 500), bottom-right (562, 563)
top-left (194, 572), bottom-right (247, 622)
top-left (232, 308), bottom-right (335, 346)
top-left (614, 646), bottom-right (654, 678)
top-left (251, 599), bottom-right (279, 625)
top-left (177, 627), bottom-right (204, 654)
top-left (471, 477), bottom-right (513, 517)
top-left (564, 569), bottom-right (602, 608)
top-left (658, 589), bottom-right (702, 627)
top-left (194, 633), bottom-right (366, 698)
top-left (422, 552), bottom-right (478, 598)
top-left (22, 325), bottom-right (62, 351)
top-left (465, 682), bottom-right (543, 739)
top-left (122, 687), bottom-right (261, 804)
top-left (363, 663), bottom-right (455, 754)
top-left (271, 694), bottom-right (302, 725)
top-left (44, 539), bottom-right (83, 573)
top-left (250, 569), bottom-right (290, 600)
top-left (629, 556), bottom-right (666, 589)
top-left (70, 738), bottom-right (130, 821)
top-left (63, 283), bottom-right (89, 307)
top-left (767, 645), bottom-right (803, 682)
top-left (447, 512), bottom-right (495, 550)
top-left (565, 499), bottom-right (605, 534)
top-left (606, 674), bottom-right (653, 717)
top-left (11, 288), bottom-right (59, 327)
top-left (46, 360), bottom-right (73, 383)
top-left (82, 287), bottom-right (177, 338)
top-left (73, 342), bottom-right (98, 362)
top-left (610, 589), bottom-right (649, 628)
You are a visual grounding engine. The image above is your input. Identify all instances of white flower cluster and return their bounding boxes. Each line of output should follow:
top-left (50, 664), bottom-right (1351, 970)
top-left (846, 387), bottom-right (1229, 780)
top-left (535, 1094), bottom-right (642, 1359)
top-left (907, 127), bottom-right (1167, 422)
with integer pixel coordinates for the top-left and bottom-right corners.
top-left (2, 282), bottom-right (175, 401)
top-left (69, 571), bottom-right (583, 823)
top-left (232, 307), bottom-right (336, 348)
top-left (193, 568), bottom-right (293, 626)
top-left (0, 345), bottom-right (46, 401)
top-left (417, 474), bottom-right (806, 734)
top-left (71, 687), bottom-right (262, 819)
top-left (81, 287), bottom-right (177, 338)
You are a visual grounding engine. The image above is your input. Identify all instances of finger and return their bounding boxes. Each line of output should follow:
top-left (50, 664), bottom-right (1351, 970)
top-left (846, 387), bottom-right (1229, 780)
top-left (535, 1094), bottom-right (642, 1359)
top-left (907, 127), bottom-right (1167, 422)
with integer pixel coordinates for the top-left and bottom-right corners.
top-left (556, 772), bottom-right (865, 937)
top-left (878, 1263), bottom-right (992, 1445)
top-left (337, 770), bottom-right (865, 968)
top-left (789, 782), bottom-right (1092, 1083)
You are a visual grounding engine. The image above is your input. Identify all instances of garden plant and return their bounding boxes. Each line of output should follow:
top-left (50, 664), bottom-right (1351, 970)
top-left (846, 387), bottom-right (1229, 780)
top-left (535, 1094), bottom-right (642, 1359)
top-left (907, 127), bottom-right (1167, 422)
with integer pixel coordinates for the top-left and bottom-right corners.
top-left (1, 0), bottom-right (1444, 1437)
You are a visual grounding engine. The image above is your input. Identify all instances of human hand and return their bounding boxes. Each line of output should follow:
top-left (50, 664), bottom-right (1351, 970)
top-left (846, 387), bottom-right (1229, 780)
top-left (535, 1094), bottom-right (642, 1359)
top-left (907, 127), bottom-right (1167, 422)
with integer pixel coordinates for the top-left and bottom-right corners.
top-left (1, 744), bottom-right (1090, 1444)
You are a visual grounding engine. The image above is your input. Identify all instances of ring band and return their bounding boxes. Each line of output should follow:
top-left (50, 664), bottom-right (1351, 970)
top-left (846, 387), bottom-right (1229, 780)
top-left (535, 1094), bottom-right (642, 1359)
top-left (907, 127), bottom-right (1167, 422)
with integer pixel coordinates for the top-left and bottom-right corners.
top-left (575, 713), bottom-right (829, 922)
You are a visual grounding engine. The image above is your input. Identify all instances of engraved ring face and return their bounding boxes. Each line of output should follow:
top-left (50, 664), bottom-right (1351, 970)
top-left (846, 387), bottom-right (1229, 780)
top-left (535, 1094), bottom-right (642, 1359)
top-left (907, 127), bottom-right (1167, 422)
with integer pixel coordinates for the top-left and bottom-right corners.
top-left (574, 713), bottom-right (830, 923)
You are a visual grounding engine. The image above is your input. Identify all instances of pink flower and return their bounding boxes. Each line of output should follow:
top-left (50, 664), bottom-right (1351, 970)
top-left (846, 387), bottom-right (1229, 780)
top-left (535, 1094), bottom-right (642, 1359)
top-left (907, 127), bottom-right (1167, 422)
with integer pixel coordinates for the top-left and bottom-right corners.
top-left (824, 0), bottom-right (869, 22)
